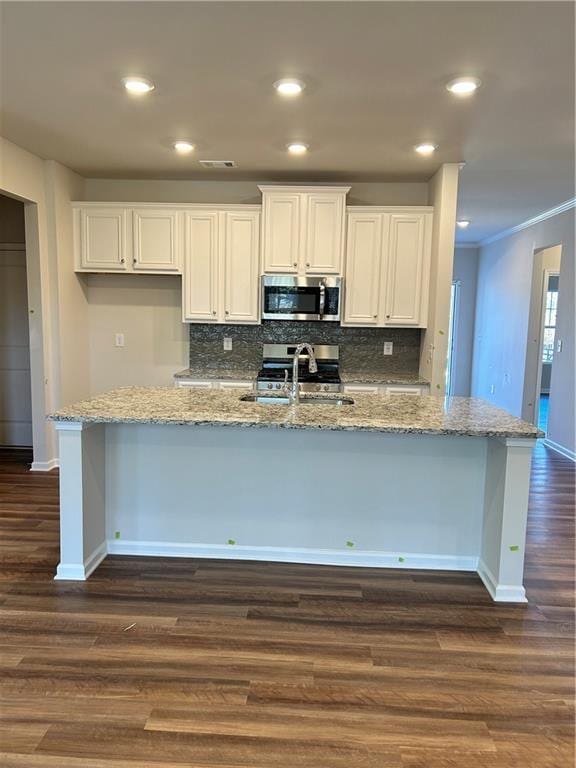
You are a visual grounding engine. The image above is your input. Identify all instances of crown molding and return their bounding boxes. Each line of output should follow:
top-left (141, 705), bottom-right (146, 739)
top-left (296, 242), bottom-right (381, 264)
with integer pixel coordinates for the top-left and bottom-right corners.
top-left (479, 197), bottom-right (576, 248)
top-left (454, 242), bottom-right (480, 250)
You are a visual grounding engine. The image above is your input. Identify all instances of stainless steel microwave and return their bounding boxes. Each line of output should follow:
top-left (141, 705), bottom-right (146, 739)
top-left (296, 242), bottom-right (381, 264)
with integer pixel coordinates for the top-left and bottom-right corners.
top-left (261, 276), bottom-right (342, 321)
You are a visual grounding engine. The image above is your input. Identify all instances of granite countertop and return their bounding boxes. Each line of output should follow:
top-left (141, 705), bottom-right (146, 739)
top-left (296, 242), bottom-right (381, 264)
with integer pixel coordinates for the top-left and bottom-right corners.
top-left (174, 368), bottom-right (428, 386)
top-left (49, 386), bottom-right (542, 439)
top-left (174, 367), bottom-right (258, 381)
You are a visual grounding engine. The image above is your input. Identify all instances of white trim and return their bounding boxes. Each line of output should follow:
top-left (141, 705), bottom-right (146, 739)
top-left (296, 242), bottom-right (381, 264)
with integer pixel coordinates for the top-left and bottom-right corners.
top-left (107, 540), bottom-right (478, 572)
top-left (480, 197), bottom-right (576, 247)
top-left (54, 541), bottom-right (107, 581)
top-left (72, 202), bottom-right (261, 212)
top-left (478, 559), bottom-right (527, 603)
top-left (52, 421), bottom-right (85, 432)
top-left (0, 242), bottom-right (25, 251)
top-left (542, 438), bottom-right (576, 462)
top-left (30, 458), bottom-right (59, 472)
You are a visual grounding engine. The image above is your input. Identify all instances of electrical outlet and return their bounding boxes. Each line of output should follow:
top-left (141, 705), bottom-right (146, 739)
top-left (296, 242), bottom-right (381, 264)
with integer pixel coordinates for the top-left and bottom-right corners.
top-left (115, 333), bottom-right (125, 348)
top-left (383, 341), bottom-right (393, 356)
top-left (223, 337), bottom-right (233, 352)
top-left (557, 339), bottom-right (563, 352)
top-left (490, 384), bottom-right (495, 394)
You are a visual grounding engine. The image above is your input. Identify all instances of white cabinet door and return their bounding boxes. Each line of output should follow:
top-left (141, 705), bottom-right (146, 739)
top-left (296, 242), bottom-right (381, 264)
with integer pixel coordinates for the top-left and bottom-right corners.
top-left (183, 212), bottom-right (219, 322)
top-left (133, 209), bottom-right (181, 272)
top-left (342, 213), bottom-right (385, 325)
top-left (80, 208), bottom-right (128, 270)
top-left (383, 213), bottom-right (429, 326)
top-left (175, 380), bottom-right (213, 389)
top-left (343, 384), bottom-right (380, 394)
top-left (304, 193), bottom-right (345, 274)
top-left (218, 381), bottom-right (253, 390)
top-left (224, 212), bottom-right (260, 324)
top-left (261, 193), bottom-right (300, 273)
top-left (384, 385), bottom-right (423, 396)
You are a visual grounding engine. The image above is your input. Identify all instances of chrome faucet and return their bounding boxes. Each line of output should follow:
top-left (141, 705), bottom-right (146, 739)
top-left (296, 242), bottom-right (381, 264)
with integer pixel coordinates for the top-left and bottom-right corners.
top-left (287, 343), bottom-right (318, 404)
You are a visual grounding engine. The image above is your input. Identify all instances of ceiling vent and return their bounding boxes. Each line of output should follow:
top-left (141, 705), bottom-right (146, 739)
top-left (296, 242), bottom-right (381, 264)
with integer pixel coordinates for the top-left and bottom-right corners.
top-left (198, 160), bottom-right (236, 169)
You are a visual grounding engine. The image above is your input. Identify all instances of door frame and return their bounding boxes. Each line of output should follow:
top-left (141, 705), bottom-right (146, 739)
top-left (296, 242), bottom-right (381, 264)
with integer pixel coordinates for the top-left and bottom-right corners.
top-left (534, 268), bottom-right (560, 430)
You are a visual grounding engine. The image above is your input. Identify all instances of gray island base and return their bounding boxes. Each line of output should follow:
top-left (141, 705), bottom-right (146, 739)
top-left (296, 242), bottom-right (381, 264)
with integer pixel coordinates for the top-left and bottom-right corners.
top-left (50, 387), bottom-right (541, 603)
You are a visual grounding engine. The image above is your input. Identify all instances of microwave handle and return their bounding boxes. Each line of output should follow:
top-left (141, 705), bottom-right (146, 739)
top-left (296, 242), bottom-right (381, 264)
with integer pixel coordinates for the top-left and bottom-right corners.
top-left (319, 279), bottom-right (326, 318)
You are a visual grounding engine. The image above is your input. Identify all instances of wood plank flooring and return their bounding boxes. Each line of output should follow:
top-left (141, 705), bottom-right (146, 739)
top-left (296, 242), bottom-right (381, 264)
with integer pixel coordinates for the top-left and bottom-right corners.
top-left (0, 443), bottom-right (574, 766)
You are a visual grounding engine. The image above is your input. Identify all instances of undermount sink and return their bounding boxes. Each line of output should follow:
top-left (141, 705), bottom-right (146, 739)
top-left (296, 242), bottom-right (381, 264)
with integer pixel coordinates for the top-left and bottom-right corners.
top-left (239, 393), bottom-right (354, 406)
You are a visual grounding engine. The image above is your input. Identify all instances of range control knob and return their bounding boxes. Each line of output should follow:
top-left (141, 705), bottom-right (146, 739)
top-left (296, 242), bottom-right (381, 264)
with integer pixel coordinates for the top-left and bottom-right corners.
top-left (267, 383), bottom-right (273, 390)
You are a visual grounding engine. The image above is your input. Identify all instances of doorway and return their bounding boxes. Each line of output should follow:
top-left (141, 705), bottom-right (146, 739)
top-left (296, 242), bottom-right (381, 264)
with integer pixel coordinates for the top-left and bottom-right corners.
top-left (536, 272), bottom-right (560, 434)
top-left (0, 194), bottom-right (32, 448)
top-left (445, 280), bottom-right (460, 396)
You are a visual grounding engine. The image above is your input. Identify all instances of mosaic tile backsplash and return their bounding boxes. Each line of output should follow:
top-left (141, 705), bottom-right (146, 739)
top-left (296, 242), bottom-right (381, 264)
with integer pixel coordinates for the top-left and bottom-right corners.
top-left (188, 322), bottom-right (422, 378)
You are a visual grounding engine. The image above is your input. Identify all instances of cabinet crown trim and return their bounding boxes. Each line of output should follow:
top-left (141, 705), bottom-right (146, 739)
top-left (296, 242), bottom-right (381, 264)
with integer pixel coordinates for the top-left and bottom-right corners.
top-left (72, 202), bottom-right (261, 211)
top-left (346, 206), bottom-right (434, 213)
top-left (258, 185), bottom-right (351, 194)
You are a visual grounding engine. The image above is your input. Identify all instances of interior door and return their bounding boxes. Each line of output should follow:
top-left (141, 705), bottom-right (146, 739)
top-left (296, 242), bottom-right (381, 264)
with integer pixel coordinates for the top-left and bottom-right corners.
top-left (224, 211), bottom-right (260, 324)
top-left (183, 212), bottom-right (219, 322)
top-left (342, 212), bottom-right (383, 325)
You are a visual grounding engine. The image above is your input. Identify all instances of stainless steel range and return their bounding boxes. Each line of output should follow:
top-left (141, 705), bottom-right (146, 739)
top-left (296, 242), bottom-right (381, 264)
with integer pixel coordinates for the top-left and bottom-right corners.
top-left (256, 344), bottom-right (341, 393)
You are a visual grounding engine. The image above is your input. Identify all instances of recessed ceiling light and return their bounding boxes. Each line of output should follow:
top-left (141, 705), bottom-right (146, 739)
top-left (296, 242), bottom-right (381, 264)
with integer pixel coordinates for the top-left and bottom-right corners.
top-left (122, 77), bottom-right (155, 94)
top-left (274, 79), bottom-right (305, 96)
top-left (456, 220), bottom-right (471, 229)
top-left (446, 77), bottom-right (481, 96)
top-left (173, 141), bottom-right (195, 154)
top-left (287, 142), bottom-right (309, 155)
top-left (414, 143), bottom-right (437, 155)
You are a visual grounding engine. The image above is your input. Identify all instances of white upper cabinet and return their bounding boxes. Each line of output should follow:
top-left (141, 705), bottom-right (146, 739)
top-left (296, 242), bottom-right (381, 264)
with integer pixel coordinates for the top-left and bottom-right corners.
top-left (224, 211), bottom-right (260, 323)
top-left (79, 208), bottom-right (128, 270)
top-left (343, 212), bottom-right (384, 325)
top-left (304, 192), bottom-right (346, 274)
top-left (383, 213), bottom-right (430, 326)
top-left (259, 186), bottom-right (350, 275)
top-left (183, 208), bottom-right (260, 325)
top-left (132, 209), bottom-right (181, 272)
top-left (261, 192), bottom-right (300, 273)
top-left (343, 207), bottom-right (432, 328)
top-left (183, 211), bottom-right (220, 322)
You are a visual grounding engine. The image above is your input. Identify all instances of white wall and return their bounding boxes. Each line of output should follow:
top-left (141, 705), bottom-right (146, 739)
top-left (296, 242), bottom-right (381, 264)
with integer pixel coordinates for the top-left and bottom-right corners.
top-left (452, 247), bottom-right (479, 397)
top-left (82, 179), bottom-right (429, 206)
top-left (472, 208), bottom-right (575, 455)
top-left (86, 275), bottom-right (188, 395)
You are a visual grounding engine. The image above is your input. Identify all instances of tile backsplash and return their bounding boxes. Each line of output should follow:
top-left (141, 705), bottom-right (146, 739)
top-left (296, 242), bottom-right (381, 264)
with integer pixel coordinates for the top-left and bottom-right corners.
top-left (189, 322), bottom-right (421, 377)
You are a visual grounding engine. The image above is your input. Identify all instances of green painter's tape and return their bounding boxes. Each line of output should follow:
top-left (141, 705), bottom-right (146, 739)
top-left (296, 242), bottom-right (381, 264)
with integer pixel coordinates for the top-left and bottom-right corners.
top-left (114, 531), bottom-right (121, 540)
top-left (346, 541), bottom-right (355, 548)
top-left (398, 556), bottom-right (405, 563)
top-left (438, 329), bottom-right (445, 335)
top-left (509, 545), bottom-right (519, 552)
top-left (227, 539), bottom-right (236, 546)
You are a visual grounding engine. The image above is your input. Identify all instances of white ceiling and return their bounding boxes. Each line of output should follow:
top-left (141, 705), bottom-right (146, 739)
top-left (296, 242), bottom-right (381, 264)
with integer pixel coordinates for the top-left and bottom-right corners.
top-left (1, 1), bottom-right (574, 243)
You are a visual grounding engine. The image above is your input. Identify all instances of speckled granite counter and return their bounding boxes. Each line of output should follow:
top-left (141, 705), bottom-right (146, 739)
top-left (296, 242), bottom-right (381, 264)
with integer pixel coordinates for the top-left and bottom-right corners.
top-left (50, 386), bottom-right (541, 439)
top-left (173, 367), bottom-right (428, 387)
top-left (174, 367), bottom-right (258, 381)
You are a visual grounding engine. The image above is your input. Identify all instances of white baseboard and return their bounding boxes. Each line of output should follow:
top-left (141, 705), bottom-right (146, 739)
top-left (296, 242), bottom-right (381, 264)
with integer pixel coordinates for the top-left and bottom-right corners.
top-left (542, 438), bottom-right (576, 462)
top-left (30, 458), bottom-right (59, 472)
top-left (54, 541), bottom-right (107, 581)
top-left (478, 558), bottom-right (527, 603)
top-left (106, 539), bottom-right (478, 572)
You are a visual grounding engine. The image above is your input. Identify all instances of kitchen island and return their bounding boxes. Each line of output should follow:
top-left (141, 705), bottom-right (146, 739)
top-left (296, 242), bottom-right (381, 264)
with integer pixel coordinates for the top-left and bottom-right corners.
top-left (50, 387), bottom-right (541, 602)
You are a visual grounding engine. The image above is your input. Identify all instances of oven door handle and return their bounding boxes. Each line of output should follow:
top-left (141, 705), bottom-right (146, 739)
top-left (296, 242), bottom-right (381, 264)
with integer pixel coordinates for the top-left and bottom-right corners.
top-left (319, 279), bottom-right (326, 319)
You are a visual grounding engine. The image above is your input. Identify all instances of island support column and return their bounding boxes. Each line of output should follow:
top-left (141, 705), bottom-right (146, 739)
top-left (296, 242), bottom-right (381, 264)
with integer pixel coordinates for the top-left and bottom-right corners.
top-left (479, 437), bottom-right (536, 603)
top-left (54, 422), bottom-right (107, 580)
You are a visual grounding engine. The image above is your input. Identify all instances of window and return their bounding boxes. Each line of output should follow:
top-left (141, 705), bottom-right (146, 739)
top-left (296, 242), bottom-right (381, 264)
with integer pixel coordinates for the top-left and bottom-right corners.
top-left (542, 277), bottom-right (559, 364)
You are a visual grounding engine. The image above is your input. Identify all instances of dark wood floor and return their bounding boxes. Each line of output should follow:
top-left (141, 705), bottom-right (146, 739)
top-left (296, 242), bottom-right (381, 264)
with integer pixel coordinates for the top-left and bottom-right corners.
top-left (0, 443), bottom-right (574, 767)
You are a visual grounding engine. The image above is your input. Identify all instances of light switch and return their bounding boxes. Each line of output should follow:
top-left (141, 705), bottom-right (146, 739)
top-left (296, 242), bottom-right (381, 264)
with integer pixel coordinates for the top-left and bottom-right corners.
top-left (223, 336), bottom-right (233, 351)
top-left (556, 339), bottom-right (563, 352)
top-left (115, 333), bottom-right (125, 348)
top-left (383, 341), bottom-right (393, 356)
